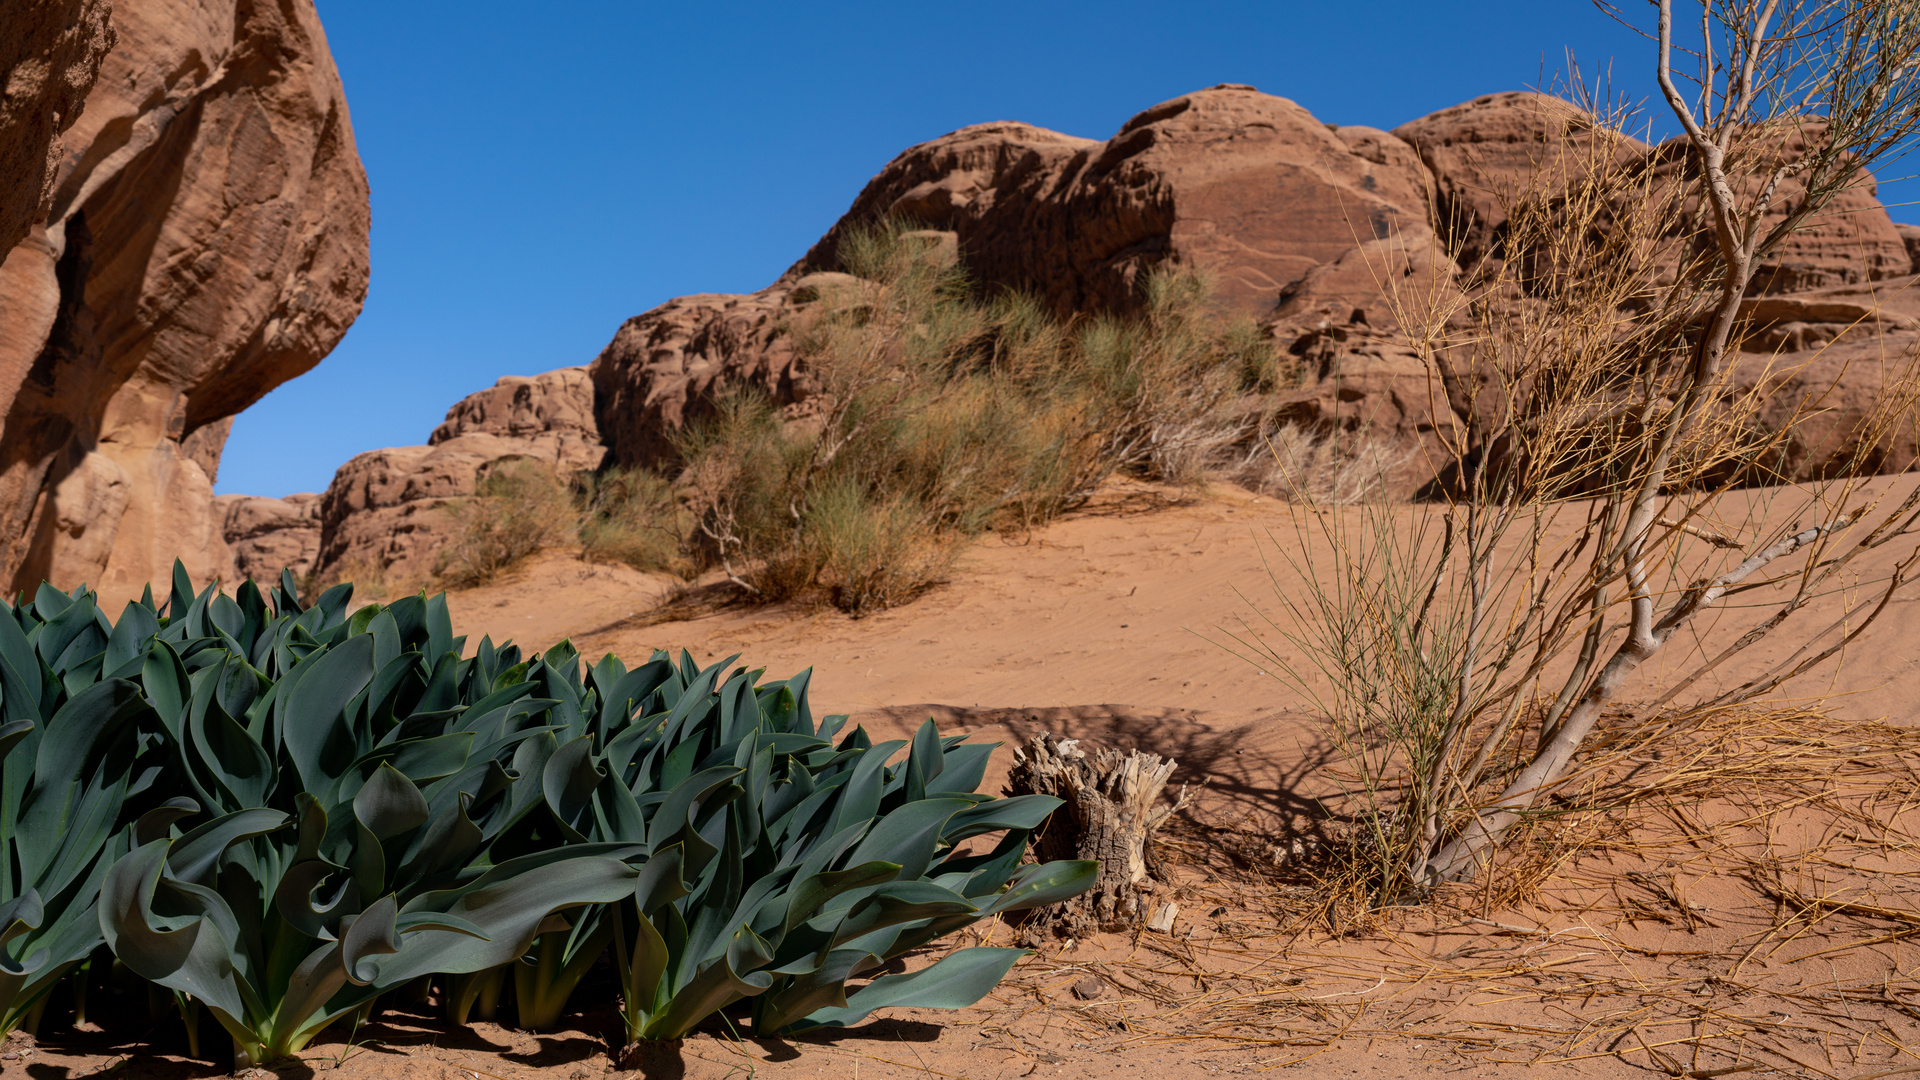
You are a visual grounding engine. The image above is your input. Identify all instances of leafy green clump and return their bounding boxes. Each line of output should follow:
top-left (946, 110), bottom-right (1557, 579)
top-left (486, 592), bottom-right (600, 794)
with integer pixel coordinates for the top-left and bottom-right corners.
top-left (0, 563), bottom-right (1092, 1063)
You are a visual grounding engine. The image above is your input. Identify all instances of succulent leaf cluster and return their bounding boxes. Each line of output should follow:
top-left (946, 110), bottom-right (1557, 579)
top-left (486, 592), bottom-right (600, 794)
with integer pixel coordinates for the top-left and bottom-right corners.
top-left (0, 565), bottom-right (1093, 1063)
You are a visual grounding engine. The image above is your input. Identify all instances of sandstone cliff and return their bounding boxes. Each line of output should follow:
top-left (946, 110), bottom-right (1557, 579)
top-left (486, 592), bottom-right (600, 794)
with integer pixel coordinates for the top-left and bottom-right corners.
top-left (0, 0), bottom-right (369, 602)
top-left (0, 0), bottom-right (114, 259)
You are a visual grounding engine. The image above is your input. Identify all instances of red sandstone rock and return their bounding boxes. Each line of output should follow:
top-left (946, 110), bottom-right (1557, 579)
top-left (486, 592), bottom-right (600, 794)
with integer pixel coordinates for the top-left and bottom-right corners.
top-left (594, 86), bottom-right (1444, 470)
top-left (218, 492), bottom-right (321, 584)
top-left (0, 0), bottom-right (369, 603)
top-left (1393, 94), bottom-right (1910, 291)
top-left (589, 85), bottom-right (1920, 490)
top-left (589, 282), bottom-right (830, 470)
top-left (314, 368), bottom-right (605, 583)
top-left (1390, 91), bottom-right (1650, 272)
top-left (798, 85), bottom-right (1436, 321)
top-left (0, 0), bottom-right (112, 258)
top-left (431, 366), bottom-right (607, 471)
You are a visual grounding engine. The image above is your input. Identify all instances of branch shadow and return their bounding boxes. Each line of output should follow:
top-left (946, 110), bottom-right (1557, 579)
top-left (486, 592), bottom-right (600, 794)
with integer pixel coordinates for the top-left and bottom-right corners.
top-left (857, 703), bottom-right (1346, 871)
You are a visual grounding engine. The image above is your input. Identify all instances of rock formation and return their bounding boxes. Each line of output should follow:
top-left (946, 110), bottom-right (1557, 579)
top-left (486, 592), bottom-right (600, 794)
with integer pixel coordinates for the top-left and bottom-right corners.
top-left (0, 0), bottom-right (114, 258)
top-left (593, 85), bottom-right (1450, 471)
top-left (588, 85), bottom-right (1920, 491)
top-left (311, 368), bottom-right (604, 584)
top-left (798, 85), bottom-right (1436, 322)
top-left (218, 492), bottom-right (321, 584)
top-left (0, 0), bottom-right (369, 602)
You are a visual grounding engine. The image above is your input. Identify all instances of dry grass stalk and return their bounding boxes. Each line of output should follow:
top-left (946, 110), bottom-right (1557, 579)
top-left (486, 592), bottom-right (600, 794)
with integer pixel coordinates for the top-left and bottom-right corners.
top-left (970, 704), bottom-right (1920, 1078)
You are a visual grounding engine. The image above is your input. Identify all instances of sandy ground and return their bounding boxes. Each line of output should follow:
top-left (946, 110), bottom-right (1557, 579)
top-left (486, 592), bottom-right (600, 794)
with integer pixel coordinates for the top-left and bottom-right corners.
top-left (20, 479), bottom-right (1920, 1079)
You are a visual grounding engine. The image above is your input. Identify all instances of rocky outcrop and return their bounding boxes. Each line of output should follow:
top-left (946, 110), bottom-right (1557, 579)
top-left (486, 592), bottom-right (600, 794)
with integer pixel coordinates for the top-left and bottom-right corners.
top-left (590, 277), bottom-right (868, 468)
top-left (1728, 275), bottom-right (1920, 480)
top-left (588, 85), bottom-right (1920, 491)
top-left (0, 0), bottom-right (370, 603)
top-left (1389, 92), bottom-right (1647, 272)
top-left (429, 366), bottom-right (606, 469)
top-left (1389, 94), bottom-right (1911, 291)
top-left (218, 492), bottom-right (321, 583)
top-left (797, 85), bottom-right (1434, 321)
top-left (314, 368), bottom-right (604, 583)
top-left (1630, 126), bottom-right (1912, 294)
top-left (594, 86), bottom-right (1443, 470)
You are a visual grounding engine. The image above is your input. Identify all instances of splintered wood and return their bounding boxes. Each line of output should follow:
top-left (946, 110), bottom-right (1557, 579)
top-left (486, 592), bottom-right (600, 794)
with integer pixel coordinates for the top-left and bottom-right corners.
top-left (1007, 732), bottom-right (1191, 936)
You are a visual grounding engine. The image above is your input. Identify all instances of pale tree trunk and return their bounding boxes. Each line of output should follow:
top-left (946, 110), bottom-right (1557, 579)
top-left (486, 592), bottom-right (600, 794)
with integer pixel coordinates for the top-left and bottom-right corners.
top-left (1007, 733), bottom-right (1189, 937)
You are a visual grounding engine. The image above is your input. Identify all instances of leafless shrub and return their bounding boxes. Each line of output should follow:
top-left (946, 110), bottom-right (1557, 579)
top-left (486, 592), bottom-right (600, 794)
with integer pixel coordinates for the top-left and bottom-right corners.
top-left (1223, 7), bottom-right (1920, 903)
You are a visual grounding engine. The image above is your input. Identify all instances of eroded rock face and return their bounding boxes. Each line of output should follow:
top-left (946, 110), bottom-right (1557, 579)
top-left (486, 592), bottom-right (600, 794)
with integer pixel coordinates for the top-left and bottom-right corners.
top-left (798, 85), bottom-right (1435, 321)
top-left (1389, 92), bottom-right (1647, 272)
top-left (0, 0), bottom-right (370, 602)
top-left (594, 86), bottom-right (1443, 470)
top-left (589, 85), bottom-right (1920, 486)
top-left (315, 368), bottom-right (604, 583)
top-left (590, 284), bottom-right (827, 470)
top-left (430, 366), bottom-right (606, 471)
top-left (1391, 94), bottom-right (1912, 291)
top-left (591, 85), bottom-right (1920, 491)
top-left (218, 492), bottom-right (321, 584)
top-left (0, 0), bottom-right (113, 258)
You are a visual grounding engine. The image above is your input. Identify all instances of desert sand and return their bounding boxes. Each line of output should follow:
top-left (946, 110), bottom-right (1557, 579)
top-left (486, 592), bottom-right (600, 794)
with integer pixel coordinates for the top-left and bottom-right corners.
top-left (19, 480), bottom-right (1920, 1080)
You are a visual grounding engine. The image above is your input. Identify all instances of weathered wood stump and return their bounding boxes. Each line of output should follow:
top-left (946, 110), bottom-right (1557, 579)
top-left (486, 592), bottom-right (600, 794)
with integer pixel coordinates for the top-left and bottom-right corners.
top-left (1007, 732), bottom-right (1190, 937)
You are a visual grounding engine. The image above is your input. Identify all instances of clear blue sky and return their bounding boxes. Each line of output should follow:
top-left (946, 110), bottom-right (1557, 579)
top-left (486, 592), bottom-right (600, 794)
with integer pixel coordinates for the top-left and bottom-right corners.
top-left (217, 1), bottom-right (1920, 498)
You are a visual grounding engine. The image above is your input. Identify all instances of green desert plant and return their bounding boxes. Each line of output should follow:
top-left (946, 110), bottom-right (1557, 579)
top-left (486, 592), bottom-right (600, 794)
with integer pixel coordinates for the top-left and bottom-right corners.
top-left (439, 643), bottom-right (1096, 1042)
top-left (0, 585), bottom-right (181, 1037)
top-left (0, 563), bottom-right (1093, 1060)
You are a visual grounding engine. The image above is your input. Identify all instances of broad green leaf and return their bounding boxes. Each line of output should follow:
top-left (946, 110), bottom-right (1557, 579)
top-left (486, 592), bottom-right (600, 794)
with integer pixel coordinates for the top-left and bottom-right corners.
top-left (795, 947), bottom-right (1029, 1029)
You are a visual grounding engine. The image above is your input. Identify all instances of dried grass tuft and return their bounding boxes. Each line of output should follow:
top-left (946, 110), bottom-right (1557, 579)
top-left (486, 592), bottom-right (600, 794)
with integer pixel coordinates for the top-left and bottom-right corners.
top-left (969, 703), bottom-right (1920, 1077)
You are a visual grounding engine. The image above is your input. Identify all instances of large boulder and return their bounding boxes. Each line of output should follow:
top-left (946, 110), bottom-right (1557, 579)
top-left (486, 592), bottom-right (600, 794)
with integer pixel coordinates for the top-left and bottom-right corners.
top-left (1633, 126), bottom-right (1912, 293)
top-left (797, 85), bottom-right (1435, 321)
top-left (1391, 93), bottom-right (1911, 291)
top-left (315, 368), bottom-right (604, 583)
top-left (429, 366), bottom-right (606, 469)
top-left (218, 491), bottom-right (321, 584)
top-left (1390, 92), bottom-right (1648, 272)
top-left (0, 0), bottom-right (370, 604)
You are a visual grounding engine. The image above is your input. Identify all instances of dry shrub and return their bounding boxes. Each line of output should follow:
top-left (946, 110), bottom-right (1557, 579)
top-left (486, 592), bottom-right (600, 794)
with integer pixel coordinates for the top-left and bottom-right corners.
top-left (1237, 422), bottom-right (1414, 505)
top-left (435, 459), bottom-right (577, 587)
top-left (992, 702), bottom-right (1920, 1079)
top-left (577, 466), bottom-right (691, 575)
top-left (677, 220), bottom-right (1281, 614)
top-left (307, 557), bottom-right (398, 605)
top-left (1225, 38), bottom-right (1920, 904)
top-left (1069, 269), bottom-right (1279, 487)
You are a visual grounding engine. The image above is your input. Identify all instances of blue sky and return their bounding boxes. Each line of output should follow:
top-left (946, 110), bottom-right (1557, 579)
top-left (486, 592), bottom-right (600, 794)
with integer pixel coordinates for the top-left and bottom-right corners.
top-left (217, 1), bottom-right (1920, 497)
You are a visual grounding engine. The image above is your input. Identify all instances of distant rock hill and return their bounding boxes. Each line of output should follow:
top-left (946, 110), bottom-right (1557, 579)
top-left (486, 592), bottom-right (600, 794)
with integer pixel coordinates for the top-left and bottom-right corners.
top-left (149, 85), bottom-right (1920, 589)
top-left (0, 0), bottom-right (369, 603)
